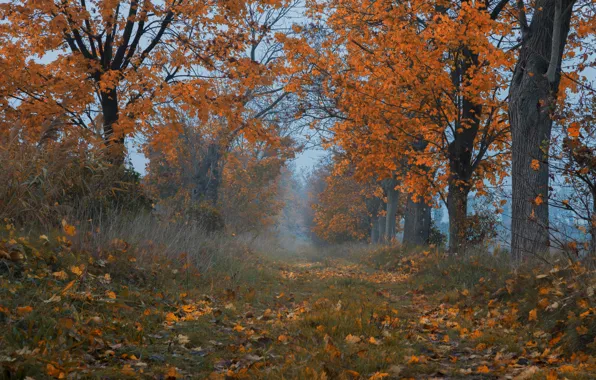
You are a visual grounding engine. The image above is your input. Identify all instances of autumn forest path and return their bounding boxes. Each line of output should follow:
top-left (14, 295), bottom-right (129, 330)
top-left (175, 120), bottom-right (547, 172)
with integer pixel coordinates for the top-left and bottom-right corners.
top-left (146, 252), bottom-right (592, 379)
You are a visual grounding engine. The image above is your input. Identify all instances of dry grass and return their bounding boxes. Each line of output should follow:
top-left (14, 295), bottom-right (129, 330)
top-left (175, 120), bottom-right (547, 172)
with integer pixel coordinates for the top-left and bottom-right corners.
top-left (0, 138), bottom-right (149, 229)
top-left (64, 213), bottom-right (250, 275)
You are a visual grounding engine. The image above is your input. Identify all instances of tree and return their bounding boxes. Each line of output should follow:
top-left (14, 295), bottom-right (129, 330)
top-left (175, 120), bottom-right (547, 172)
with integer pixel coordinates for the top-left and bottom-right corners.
top-left (403, 140), bottom-right (433, 246)
top-left (509, 0), bottom-right (584, 260)
top-left (143, 1), bottom-right (301, 205)
top-left (220, 138), bottom-right (294, 235)
top-left (309, 159), bottom-right (377, 243)
top-left (0, 0), bottom-right (297, 165)
top-left (144, 110), bottom-right (296, 229)
top-left (366, 192), bottom-right (384, 244)
top-left (289, 0), bottom-right (513, 252)
top-left (382, 174), bottom-right (400, 243)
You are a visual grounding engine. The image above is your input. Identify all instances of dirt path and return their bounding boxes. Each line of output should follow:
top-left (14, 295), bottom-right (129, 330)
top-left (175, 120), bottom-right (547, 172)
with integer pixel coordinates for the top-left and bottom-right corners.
top-left (142, 256), bottom-right (592, 379)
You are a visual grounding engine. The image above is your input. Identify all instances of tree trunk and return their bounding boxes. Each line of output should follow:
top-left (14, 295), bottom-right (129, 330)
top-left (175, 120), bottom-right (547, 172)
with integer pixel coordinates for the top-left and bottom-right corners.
top-left (509, 0), bottom-right (575, 261)
top-left (591, 191), bottom-right (596, 257)
top-left (100, 88), bottom-right (126, 166)
top-left (371, 217), bottom-right (380, 244)
top-left (447, 182), bottom-right (470, 253)
top-left (403, 139), bottom-right (431, 246)
top-left (378, 215), bottom-right (387, 244)
top-left (403, 196), bottom-right (431, 246)
top-left (366, 195), bottom-right (383, 244)
top-left (384, 176), bottom-right (399, 243)
top-left (192, 143), bottom-right (222, 205)
top-left (445, 39), bottom-right (481, 254)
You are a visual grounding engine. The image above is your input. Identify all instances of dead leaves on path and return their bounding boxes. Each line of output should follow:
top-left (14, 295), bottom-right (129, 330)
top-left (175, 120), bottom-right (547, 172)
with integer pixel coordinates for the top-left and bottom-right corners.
top-left (203, 257), bottom-right (596, 379)
top-left (280, 260), bottom-right (411, 284)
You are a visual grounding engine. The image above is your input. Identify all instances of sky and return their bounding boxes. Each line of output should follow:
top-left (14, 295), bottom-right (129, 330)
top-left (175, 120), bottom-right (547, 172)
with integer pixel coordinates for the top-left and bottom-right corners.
top-left (129, 142), bottom-right (328, 176)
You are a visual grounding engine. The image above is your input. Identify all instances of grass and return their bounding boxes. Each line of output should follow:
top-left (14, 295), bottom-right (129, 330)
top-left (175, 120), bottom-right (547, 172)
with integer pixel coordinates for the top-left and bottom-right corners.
top-left (1, 222), bottom-right (595, 379)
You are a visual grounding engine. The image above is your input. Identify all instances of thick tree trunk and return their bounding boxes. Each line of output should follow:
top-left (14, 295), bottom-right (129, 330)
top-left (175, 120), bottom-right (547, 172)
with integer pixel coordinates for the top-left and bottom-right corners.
top-left (509, 0), bottom-right (575, 261)
top-left (447, 182), bottom-right (470, 253)
top-left (403, 196), bottom-right (431, 246)
top-left (100, 88), bottom-right (126, 166)
top-left (378, 215), bottom-right (387, 244)
top-left (384, 176), bottom-right (399, 243)
top-left (371, 217), bottom-right (380, 244)
top-left (192, 143), bottom-right (222, 205)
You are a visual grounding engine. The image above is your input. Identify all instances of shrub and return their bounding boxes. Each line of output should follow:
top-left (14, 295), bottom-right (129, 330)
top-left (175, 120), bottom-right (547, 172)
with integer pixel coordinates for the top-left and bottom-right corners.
top-left (184, 202), bottom-right (225, 233)
top-left (0, 138), bottom-right (151, 228)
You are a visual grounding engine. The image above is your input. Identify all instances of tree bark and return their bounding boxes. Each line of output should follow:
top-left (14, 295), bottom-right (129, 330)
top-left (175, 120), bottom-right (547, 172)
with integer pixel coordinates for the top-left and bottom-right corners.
top-left (100, 88), bottom-right (126, 166)
top-left (384, 176), bottom-right (399, 243)
top-left (445, 39), bottom-right (482, 254)
top-left (447, 181), bottom-right (470, 253)
top-left (509, 0), bottom-right (575, 261)
top-left (403, 196), bottom-right (431, 246)
top-left (366, 195), bottom-right (383, 244)
top-left (590, 191), bottom-right (596, 257)
top-left (192, 143), bottom-right (222, 205)
top-left (378, 215), bottom-right (387, 244)
top-left (371, 217), bottom-right (380, 244)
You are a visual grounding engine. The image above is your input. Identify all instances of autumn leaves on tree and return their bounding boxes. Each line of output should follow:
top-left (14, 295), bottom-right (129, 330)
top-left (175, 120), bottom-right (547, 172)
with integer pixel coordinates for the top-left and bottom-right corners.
top-left (0, 0), bottom-right (302, 231)
top-left (1, 0), bottom-right (596, 258)
top-left (293, 0), bottom-right (596, 257)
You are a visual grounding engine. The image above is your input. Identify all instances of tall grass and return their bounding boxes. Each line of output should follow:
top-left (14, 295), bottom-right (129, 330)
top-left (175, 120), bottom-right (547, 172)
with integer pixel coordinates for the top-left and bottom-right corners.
top-left (62, 212), bottom-right (256, 280)
top-left (0, 137), bottom-right (149, 229)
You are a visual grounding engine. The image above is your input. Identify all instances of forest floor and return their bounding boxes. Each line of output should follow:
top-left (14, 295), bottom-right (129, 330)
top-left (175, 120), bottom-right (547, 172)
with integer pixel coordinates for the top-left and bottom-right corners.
top-left (1, 231), bottom-right (595, 379)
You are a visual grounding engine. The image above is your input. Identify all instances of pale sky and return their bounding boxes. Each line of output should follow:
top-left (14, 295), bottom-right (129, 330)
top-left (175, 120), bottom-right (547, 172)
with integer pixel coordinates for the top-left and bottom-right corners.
top-left (129, 143), bottom-right (327, 176)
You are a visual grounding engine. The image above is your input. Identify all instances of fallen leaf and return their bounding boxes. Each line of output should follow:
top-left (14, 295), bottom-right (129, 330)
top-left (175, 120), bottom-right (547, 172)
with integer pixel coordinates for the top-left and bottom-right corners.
top-left (514, 366), bottom-right (539, 380)
top-left (43, 295), bottom-right (61, 303)
top-left (368, 336), bottom-right (381, 345)
top-left (46, 363), bottom-right (65, 378)
top-left (62, 220), bottom-right (76, 236)
top-left (165, 367), bottom-right (181, 380)
top-left (52, 271), bottom-right (68, 281)
top-left (16, 306), bottom-right (33, 316)
top-left (368, 372), bottom-right (389, 379)
top-left (70, 265), bottom-right (83, 276)
top-left (408, 355), bottom-right (420, 364)
top-left (61, 280), bottom-right (77, 294)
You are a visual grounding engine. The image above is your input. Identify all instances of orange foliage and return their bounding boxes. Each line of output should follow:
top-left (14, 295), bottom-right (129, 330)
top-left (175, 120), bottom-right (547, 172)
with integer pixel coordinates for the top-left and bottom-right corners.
top-left (287, 0), bottom-right (513, 201)
top-left (0, 0), bottom-right (297, 161)
top-left (220, 140), bottom-right (295, 234)
top-left (311, 162), bottom-right (379, 242)
top-left (279, 1), bottom-right (521, 251)
top-left (145, 118), bottom-right (295, 231)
